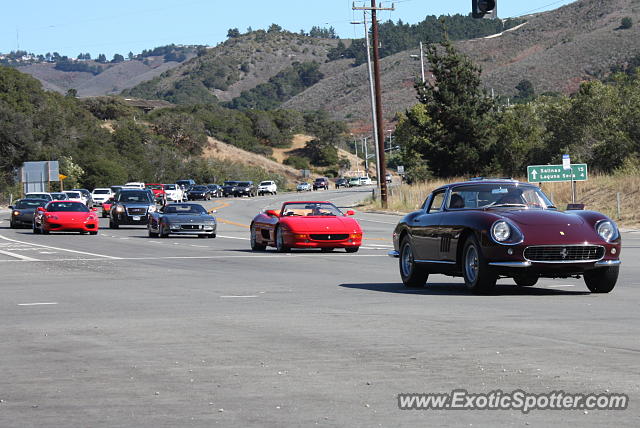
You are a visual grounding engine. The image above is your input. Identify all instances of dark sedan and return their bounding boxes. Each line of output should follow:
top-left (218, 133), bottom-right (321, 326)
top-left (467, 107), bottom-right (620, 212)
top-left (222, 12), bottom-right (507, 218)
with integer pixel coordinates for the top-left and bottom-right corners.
top-left (389, 179), bottom-right (621, 294)
top-left (222, 181), bottom-right (240, 197)
top-left (207, 184), bottom-right (223, 198)
top-left (148, 203), bottom-right (216, 238)
top-left (9, 199), bottom-right (48, 228)
top-left (186, 185), bottom-right (212, 201)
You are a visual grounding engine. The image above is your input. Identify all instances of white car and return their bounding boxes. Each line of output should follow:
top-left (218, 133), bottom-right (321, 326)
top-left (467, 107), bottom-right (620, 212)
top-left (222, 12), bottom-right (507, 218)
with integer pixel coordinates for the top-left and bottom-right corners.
top-left (64, 191), bottom-right (85, 204)
top-left (124, 182), bottom-right (145, 189)
top-left (163, 184), bottom-right (184, 202)
top-left (359, 176), bottom-right (373, 185)
top-left (296, 182), bottom-right (312, 192)
top-left (257, 181), bottom-right (277, 196)
top-left (91, 188), bottom-right (112, 205)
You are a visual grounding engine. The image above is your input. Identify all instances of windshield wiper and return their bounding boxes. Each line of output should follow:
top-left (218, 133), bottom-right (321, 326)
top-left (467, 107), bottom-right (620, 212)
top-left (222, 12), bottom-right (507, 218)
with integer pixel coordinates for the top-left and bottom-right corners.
top-left (486, 203), bottom-right (528, 208)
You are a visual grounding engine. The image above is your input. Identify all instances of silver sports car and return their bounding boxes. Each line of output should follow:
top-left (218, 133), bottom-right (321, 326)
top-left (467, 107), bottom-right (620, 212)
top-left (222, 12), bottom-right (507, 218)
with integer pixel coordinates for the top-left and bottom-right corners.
top-left (147, 203), bottom-right (216, 238)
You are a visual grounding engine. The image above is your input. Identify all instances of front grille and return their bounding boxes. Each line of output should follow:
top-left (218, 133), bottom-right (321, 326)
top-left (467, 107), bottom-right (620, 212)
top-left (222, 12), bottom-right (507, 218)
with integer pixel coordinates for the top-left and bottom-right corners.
top-left (127, 207), bottom-right (147, 215)
top-left (181, 224), bottom-right (201, 230)
top-left (524, 245), bottom-right (605, 262)
top-left (310, 234), bottom-right (349, 241)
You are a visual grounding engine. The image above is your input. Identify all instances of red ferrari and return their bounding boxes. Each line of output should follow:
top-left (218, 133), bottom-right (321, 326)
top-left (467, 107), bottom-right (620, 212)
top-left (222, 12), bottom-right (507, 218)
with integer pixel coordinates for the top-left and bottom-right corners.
top-left (250, 201), bottom-right (363, 252)
top-left (33, 201), bottom-right (99, 235)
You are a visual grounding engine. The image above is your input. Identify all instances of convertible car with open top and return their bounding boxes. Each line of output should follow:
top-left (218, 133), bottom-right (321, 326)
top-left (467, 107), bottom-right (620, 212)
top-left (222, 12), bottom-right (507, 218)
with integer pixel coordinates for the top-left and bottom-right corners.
top-left (250, 201), bottom-right (362, 252)
top-left (389, 179), bottom-right (621, 293)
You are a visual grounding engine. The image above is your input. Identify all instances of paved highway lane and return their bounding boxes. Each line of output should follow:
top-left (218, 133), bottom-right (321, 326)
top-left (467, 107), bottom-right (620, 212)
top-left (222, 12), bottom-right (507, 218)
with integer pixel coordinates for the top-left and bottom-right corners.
top-left (0, 192), bottom-right (639, 427)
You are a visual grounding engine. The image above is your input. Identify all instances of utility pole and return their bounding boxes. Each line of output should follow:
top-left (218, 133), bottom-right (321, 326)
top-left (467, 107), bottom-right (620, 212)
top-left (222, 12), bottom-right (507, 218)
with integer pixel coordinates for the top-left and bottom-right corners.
top-left (363, 137), bottom-right (369, 172)
top-left (353, 1), bottom-right (394, 208)
top-left (351, 11), bottom-right (380, 187)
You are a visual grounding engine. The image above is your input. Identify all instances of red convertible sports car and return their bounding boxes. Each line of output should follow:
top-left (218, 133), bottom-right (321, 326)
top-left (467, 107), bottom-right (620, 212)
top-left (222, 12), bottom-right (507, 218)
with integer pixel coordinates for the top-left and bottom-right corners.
top-left (33, 201), bottom-right (99, 235)
top-left (389, 179), bottom-right (621, 293)
top-left (250, 201), bottom-right (363, 252)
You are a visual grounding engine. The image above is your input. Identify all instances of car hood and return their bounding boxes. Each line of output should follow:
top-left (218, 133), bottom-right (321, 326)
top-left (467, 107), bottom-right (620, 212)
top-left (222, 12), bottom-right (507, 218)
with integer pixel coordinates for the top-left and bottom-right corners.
top-left (164, 214), bottom-right (215, 223)
top-left (117, 202), bottom-right (152, 208)
top-left (282, 216), bottom-right (361, 233)
top-left (497, 209), bottom-right (585, 226)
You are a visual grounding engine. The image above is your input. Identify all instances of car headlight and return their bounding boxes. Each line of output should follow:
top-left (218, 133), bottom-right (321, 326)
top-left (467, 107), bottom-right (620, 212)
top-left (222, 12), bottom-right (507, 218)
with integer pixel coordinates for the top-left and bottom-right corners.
top-left (115, 205), bottom-right (125, 213)
top-left (12, 210), bottom-right (20, 216)
top-left (148, 205), bottom-right (156, 212)
top-left (491, 220), bottom-right (511, 242)
top-left (596, 220), bottom-right (618, 243)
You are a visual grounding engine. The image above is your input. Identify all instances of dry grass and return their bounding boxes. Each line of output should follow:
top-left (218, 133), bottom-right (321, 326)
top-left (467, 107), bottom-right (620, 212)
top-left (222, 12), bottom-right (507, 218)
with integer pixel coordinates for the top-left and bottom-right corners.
top-left (364, 174), bottom-right (640, 228)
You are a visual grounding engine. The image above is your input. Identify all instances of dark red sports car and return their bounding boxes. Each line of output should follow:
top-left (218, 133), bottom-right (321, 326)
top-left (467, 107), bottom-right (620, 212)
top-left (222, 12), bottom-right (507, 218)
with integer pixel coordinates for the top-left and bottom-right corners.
top-left (33, 201), bottom-right (99, 235)
top-left (389, 179), bottom-right (621, 293)
top-left (250, 201), bottom-right (363, 252)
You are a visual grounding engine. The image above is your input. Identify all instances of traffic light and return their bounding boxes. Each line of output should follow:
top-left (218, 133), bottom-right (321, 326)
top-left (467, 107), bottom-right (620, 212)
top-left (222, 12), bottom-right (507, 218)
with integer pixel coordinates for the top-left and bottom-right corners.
top-left (472, 0), bottom-right (496, 19)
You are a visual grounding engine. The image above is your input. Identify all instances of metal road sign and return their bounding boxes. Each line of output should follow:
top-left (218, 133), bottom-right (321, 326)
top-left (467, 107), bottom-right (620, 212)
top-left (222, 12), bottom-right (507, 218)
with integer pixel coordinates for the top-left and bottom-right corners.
top-left (527, 164), bottom-right (588, 183)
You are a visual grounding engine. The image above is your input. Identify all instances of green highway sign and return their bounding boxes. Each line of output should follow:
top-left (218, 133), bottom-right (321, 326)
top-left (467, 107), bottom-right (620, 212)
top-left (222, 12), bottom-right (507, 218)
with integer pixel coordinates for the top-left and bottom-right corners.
top-left (527, 164), bottom-right (588, 183)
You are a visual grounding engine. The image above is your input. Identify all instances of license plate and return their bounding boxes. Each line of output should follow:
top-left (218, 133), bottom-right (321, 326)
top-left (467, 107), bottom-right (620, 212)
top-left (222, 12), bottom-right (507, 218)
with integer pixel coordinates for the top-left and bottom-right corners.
top-left (133, 216), bottom-right (141, 221)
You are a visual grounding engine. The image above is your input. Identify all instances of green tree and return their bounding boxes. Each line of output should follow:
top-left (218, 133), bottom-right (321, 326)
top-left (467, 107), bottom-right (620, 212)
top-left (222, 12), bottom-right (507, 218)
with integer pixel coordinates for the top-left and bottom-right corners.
top-left (227, 28), bottom-right (241, 38)
top-left (514, 79), bottom-right (535, 103)
top-left (621, 17), bottom-right (633, 29)
top-left (399, 39), bottom-right (496, 177)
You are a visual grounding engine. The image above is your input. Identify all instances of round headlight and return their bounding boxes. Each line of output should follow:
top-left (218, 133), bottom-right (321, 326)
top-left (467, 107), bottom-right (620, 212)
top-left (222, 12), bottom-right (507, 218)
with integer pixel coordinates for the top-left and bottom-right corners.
top-left (12, 210), bottom-right (20, 216)
top-left (491, 220), bottom-right (511, 242)
top-left (597, 220), bottom-right (617, 242)
top-left (115, 205), bottom-right (124, 213)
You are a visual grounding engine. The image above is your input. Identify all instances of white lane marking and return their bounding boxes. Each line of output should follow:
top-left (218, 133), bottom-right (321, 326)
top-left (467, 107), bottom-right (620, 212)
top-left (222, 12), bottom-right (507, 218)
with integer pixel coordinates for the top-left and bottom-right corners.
top-left (0, 234), bottom-right (120, 259)
top-left (18, 302), bottom-right (58, 306)
top-left (190, 245), bottom-right (208, 248)
top-left (0, 248), bottom-right (40, 261)
top-left (217, 235), bottom-right (250, 240)
top-left (0, 254), bottom-right (388, 263)
top-left (39, 251), bottom-right (58, 254)
top-left (547, 284), bottom-right (576, 288)
top-left (220, 295), bottom-right (257, 298)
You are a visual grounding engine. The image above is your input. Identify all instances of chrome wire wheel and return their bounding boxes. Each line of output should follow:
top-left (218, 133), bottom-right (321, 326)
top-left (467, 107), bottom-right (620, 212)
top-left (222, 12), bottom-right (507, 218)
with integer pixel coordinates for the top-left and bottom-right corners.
top-left (464, 244), bottom-right (479, 284)
top-left (401, 242), bottom-right (414, 278)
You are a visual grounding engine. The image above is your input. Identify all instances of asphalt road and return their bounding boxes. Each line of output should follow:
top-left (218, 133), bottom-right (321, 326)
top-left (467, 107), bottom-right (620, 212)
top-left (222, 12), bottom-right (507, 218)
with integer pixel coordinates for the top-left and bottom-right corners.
top-left (0, 187), bottom-right (638, 427)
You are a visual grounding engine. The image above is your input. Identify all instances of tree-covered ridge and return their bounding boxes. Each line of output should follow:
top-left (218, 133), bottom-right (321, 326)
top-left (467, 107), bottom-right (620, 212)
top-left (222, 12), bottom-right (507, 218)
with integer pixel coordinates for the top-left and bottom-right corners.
top-left (328, 14), bottom-right (525, 66)
top-left (225, 62), bottom-right (324, 110)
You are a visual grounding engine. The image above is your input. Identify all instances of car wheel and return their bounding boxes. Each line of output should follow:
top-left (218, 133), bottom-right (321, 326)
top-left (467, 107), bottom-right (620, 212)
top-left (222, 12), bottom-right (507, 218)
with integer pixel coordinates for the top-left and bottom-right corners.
top-left (346, 247), bottom-right (359, 253)
top-left (159, 224), bottom-right (169, 238)
top-left (462, 235), bottom-right (497, 294)
top-left (584, 266), bottom-right (619, 293)
top-left (399, 237), bottom-right (428, 287)
top-left (33, 222), bottom-right (40, 234)
top-left (148, 229), bottom-right (159, 238)
top-left (89, 231), bottom-right (98, 235)
top-left (275, 226), bottom-right (290, 253)
top-left (514, 274), bottom-right (538, 287)
top-left (10, 220), bottom-right (17, 229)
top-left (109, 220), bottom-right (119, 229)
top-left (250, 224), bottom-right (266, 251)
top-left (40, 223), bottom-right (49, 235)
top-left (321, 247), bottom-right (334, 253)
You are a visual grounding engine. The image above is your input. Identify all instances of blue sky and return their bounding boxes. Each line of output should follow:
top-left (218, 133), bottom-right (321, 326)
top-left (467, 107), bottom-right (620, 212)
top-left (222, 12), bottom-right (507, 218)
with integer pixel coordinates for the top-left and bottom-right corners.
top-left (2, 0), bottom-right (576, 58)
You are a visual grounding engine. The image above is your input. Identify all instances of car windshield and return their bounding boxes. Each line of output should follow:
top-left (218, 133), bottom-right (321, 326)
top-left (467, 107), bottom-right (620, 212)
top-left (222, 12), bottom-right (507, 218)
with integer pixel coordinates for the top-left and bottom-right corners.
top-left (46, 202), bottom-right (89, 212)
top-left (93, 189), bottom-right (111, 194)
top-left (260, 181), bottom-right (272, 186)
top-left (280, 202), bottom-right (343, 217)
top-left (146, 185), bottom-right (163, 190)
top-left (446, 183), bottom-right (555, 210)
top-left (191, 186), bottom-right (207, 191)
top-left (16, 200), bottom-right (47, 209)
top-left (224, 181), bottom-right (238, 186)
top-left (314, 178), bottom-right (325, 183)
top-left (50, 193), bottom-right (68, 200)
top-left (26, 193), bottom-right (51, 200)
top-left (163, 184), bottom-right (176, 190)
top-left (237, 182), bottom-right (251, 187)
top-left (116, 191), bottom-right (151, 203)
top-left (163, 204), bottom-right (207, 214)
top-left (64, 192), bottom-right (81, 198)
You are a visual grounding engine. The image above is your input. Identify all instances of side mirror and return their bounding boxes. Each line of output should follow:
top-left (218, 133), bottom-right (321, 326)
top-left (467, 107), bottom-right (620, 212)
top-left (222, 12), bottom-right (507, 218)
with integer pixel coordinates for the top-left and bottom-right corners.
top-left (346, 210), bottom-right (355, 216)
top-left (8, 205), bottom-right (13, 209)
top-left (37, 207), bottom-right (45, 212)
top-left (265, 209), bottom-right (279, 217)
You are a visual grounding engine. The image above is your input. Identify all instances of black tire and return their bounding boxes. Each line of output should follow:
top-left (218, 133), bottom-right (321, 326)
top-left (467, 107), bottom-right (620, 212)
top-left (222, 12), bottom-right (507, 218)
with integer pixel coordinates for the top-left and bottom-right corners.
top-left (250, 224), bottom-right (266, 251)
top-left (41, 223), bottom-right (49, 235)
top-left (399, 237), bottom-right (429, 287)
top-left (275, 226), bottom-right (290, 253)
top-left (159, 224), bottom-right (169, 238)
top-left (10, 221), bottom-right (17, 229)
top-left (109, 219), bottom-right (119, 229)
top-left (462, 235), bottom-right (497, 294)
top-left (148, 229), bottom-right (159, 238)
top-left (33, 222), bottom-right (40, 234)
top-left (321, 247), bottom-right (334, 253)
top-left (345, 247), bottom-right (359, 253)
top-left (89, 231), bottom-right (98, 235)
top-left (584, 266), bottom-right (619, 293)
top-left (514, 274), bottom-right (538, 287)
